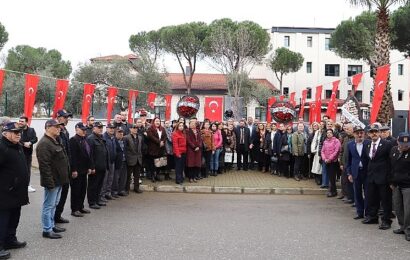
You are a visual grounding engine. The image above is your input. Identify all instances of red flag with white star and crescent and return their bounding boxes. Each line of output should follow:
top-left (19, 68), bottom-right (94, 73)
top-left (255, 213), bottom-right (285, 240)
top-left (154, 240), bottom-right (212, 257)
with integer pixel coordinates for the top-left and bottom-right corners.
top-left (24, 74), bottom-right (40, 125)
top-left (106, 86), bottom-right (118, 124)
top-left (52, 79), bottom-right (69, 119)
top-left (204, 96), bottom-right (223, 122)
top-left (81, 84), bottom-right (96, 123)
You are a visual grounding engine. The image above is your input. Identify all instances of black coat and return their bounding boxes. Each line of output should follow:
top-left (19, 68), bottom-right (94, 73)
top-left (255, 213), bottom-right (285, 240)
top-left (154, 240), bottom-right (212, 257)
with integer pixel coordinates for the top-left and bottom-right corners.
top-left (69, 134), bottom-right (93, 174)
top-left (234, 126), bottom-right (251, 151)
top-left (20, 126), bottom-right (38, 156)
top-left (0, 137), bottom-right (29, 209)
top-left (389, 146), bottom-right (410, 188)
top-left (87, 133), bottom-right (109, 172)
top-left (365, 139), bottom-right (392, 185)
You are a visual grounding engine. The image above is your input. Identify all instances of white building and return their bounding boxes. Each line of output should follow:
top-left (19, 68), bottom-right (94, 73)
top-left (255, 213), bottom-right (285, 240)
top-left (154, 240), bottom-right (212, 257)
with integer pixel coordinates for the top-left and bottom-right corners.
top-left (250, 26), bottom-right (410, 122)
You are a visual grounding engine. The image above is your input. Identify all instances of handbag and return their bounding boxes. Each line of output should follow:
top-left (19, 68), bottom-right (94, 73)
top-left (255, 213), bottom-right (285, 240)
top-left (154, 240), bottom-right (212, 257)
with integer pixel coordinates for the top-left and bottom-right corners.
top-left (154, 156), bottom-right (167, 168)
top-left (280, 145), bottom-right (289, 153)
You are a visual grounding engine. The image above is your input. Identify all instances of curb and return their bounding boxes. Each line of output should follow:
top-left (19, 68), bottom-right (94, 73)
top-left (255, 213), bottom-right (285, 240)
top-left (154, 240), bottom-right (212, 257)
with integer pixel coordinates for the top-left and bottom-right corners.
top-left (140, 184), bottom-right (333, 195)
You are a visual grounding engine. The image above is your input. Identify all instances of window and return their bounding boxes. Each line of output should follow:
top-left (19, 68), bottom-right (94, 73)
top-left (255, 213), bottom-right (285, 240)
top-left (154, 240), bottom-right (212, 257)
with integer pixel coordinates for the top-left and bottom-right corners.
top-left (306, 62), bottom-right (312, 73)
top-left (398, 90), bottom-right (403, 101)
top-left (325, 38), bottom-right (331, 50)
top-left (348, 65), bottom-right (362, 76)
top-left (325, 64), bottom-right (340, 76)
top-left (242, 106), bottom-right (247, 119)
top-left (398, 64), bottom-right (404, 76)
top-left (325, 90), bottom-right (340, 99)
top-left (307, 36), bottom-right (312, 47)
top-left (348, 90), bottom-right (363, 102)
top-left (255, 107), bottom-right (267, 122)
top-left (284, 36), bottom-right (290, 47)
top-left (283, 87), bottom-right (289, 97)
top-left (307, 88), bottom-right (312, 99)
top-left (154, 106), bottom-right (166, 120)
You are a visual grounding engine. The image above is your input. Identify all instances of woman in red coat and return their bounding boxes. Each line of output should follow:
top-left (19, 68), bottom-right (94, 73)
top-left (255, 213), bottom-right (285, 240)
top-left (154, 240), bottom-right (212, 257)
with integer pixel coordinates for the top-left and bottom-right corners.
top-left (172, 122), bottom-right (187, 185)
top-left (186, 118), bottom-right (203, 182)
top-left (146, 117), bottom-right (167, 182)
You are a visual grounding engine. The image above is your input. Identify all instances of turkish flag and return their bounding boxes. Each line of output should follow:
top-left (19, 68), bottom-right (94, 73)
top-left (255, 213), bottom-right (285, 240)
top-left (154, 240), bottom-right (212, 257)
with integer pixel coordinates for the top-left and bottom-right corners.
top-left (0, 69), bottom-right (5, 97)
top-left (326, 80), bottom-right (340, 121)
top-left (266, 97), bottom-right (276, 123)
top-left (309, 102), bottom-right (316, 124)
top-left (289, 92), bottom-right (296, 107)
top-left (147, 92), bottom-right (156, 109)
top-left (204, 96), bottom-right (223, 122)
top-left (106, 86), bottom-right (118, 124)
top-left (24, 74), bottom-right (40, 125)
top-left (52, 79), bottom-right (69, 119)
top-left (315, 85), bottom-right (323, 122)
top-left (370, 64), bottom-right (390, 124)
top-left (127, 90), bottom-right (139, 123)
top-left (352, 73), bottom-right (363, 92)
top-left (299, 89), bottom-right (307, 119)
top-left (164, 94), bottom-right (172, 121)
top-left (81, 84), bottom-right (96, 123)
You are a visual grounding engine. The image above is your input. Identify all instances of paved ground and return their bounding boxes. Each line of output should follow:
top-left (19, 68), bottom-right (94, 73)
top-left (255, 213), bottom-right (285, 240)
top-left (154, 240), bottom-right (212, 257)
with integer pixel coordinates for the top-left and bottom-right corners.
top-left (8, 173), bottom-right (410, 259)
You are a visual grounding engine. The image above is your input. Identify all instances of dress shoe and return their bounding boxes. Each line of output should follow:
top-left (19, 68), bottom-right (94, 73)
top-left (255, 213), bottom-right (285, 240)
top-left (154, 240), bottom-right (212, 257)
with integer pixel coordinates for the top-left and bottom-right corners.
top-left (326, 192), bottom-right (337, 197)
top-left (105, 194), bottom-right (114, 200)
top-left (118, 191), bottom-right (127, 196)
top-left (353, 215), bottom-right (364, 220)
top-left (0, 249), bottom-right (10, 259)
top-left (362, 218), bottom-right (378, 224)
top-left (344, 199), bottom-right (354, 204)
top-left (319, 185), bottom-right (328, 189)
top-left (97, 201), bottom-right (107, 207)
top-left (406, 234), bottom-right (410, 241)
top-left (390, 212), bottom-right (396, 219)
top-left (71, 211), bottom-right (84, 217)
top-left (89, 204), bottom-right (101, 209)
top-left (52, 226), bottom-right (66, 233)
top-left (393, 228), bottom-right (405, 234)
top-left (55, 217), bottom-right (69, 224)
top-left (294, 176), bottom-right (300, 181)
top-left (112, 194), bottom-right (120, 198)
top-left (4, 240), bottom-right (27, 249)
top-left (379, 222), bottom-right (391, 230)
top-left (134, 189), bottom-right (143, 194)
top-left (337, 195), bottom-right (345, 200)
top-left (351, 204), bottom-right (356, 207)
top-left (79, 208), bottom-right (91, 214)
top-left (100, 197), bottom-right (108, 202)
top-left (42, 231), bottom-right (62, 239)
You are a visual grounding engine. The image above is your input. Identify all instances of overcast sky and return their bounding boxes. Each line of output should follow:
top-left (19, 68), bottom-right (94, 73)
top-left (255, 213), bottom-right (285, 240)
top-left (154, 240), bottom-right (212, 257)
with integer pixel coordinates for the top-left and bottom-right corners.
top-left (0, 0), bottom-right (371, 73)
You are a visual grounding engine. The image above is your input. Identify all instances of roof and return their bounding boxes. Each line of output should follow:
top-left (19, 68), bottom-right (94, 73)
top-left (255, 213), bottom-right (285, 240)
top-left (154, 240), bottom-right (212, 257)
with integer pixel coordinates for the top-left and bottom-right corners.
top-left (167, 73), bottom-right (278, 91)
top-left (90, 54), bottom-right (138, 62)
top-left (305, 98), bottom-right (369, 107)
top-left (271, 27), bottom-right (335, 34)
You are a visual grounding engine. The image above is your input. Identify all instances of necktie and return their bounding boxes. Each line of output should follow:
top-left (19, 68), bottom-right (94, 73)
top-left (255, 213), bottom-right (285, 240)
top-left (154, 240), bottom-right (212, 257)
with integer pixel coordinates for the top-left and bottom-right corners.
top-left (371, 143), bottom-right (377, 159)
top-left (241, 128), bottom-right (244, 144)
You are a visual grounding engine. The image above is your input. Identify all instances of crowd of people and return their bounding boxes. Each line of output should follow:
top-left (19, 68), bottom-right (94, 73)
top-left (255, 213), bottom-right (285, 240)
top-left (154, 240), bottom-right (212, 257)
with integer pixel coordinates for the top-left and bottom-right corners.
top-left (1, 109), bottom-right (410, 259)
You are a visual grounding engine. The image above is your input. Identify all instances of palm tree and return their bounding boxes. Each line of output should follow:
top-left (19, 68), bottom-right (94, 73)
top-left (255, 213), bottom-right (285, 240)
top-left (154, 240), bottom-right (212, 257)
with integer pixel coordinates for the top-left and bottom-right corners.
top-left (349, 0), bottom-right (409, 123)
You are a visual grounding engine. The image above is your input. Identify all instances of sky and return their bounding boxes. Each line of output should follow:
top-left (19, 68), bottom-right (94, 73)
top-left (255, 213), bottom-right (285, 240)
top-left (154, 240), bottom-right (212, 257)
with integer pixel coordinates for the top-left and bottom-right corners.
top-left (0, 0), bottom-right (369, 73)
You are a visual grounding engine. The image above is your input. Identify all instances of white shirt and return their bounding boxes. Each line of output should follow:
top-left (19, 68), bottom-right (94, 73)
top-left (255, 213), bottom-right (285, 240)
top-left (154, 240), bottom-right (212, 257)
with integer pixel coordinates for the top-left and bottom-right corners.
top-left (369, 138), bottom-right (381, 158)
top-left (356, 141), bottom-right (363, 167)
top-left (157, 129), bottom-right (162, 139)
top-left (271, 131), bottom-right (276, 149)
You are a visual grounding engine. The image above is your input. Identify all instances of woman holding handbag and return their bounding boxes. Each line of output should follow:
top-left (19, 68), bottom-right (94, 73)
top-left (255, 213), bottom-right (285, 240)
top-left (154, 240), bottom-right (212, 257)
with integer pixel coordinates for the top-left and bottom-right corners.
top-left (186, 119), bottom-right (203, 183)
top-left (146, 117), bottom-right (167, 183)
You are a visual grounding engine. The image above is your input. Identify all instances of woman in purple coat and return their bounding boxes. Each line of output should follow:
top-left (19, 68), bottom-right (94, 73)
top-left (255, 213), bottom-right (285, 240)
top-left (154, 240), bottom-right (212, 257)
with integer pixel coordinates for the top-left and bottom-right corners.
top-left (186, 119), bottom-right (203, 182)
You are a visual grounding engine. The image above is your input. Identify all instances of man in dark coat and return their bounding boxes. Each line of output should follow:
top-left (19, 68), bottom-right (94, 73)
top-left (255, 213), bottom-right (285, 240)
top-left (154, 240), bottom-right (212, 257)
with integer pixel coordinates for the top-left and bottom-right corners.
top-left (124, 123), bottom-right (146, 193)
top-left (234, 119), bottom-right (251, 171)
top-left (380, 125), bottom-right (396, 145)
top-left (362, 124), bottom-right (393, 230)
top-left (86, 122), bottom-right (109, 209)
top-left (100, 123), bottom-right (118, 201)
top-left (17, 116), bottom-right (38, 193)
top-left (69, 122), bottom-right (93, 217)
top-left (37, 119), bottom-right (70, 239)
top-left (0, 122), bottom-right (29, 259)
top-left (85, 116), bottom-right (95, 137)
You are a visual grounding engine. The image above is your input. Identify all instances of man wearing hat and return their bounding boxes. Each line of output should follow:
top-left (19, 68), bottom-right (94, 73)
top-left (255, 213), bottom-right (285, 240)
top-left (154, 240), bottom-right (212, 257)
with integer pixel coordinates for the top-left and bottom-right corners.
top-left (112, 127), bottom-right (126, 197)
top-left (54, 109), bottom-right (72, 224)
top-left (69, 122), bottom-right (93, 217)
top-left (36, 120), bottom-right (70, 239)
top-left (362, 123), bottom-right (393, 230)
top-left (346, 125), bottom-right (371, 220)
top-left (100, 123), bottom-right (119, 201)
top-left (380, 125), bottom-right (397, 145)
top-left (0, 123), bottom-right (29, 258)
top-left (390, 132), bottom-right (410, 241)
top-left (86, 122), bottom-right (109, 209)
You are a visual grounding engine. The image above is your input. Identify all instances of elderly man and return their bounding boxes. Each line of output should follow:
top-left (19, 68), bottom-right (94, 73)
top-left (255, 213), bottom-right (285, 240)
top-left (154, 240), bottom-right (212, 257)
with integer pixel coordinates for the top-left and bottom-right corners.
top-left (124, 123), bottom-right (146, 193)
top-left (36, 119), bottom-right (70, 239)
top-left (0, 123), bottom-right (29, 259)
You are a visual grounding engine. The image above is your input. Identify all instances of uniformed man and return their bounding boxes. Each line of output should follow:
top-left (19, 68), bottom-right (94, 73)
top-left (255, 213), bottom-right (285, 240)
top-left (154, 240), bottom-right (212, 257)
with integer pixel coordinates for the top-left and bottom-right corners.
top-left (390, 132), bottom-right (410, 241)
top-left (380, 125), bottom-right (397, 145)
top-left (0, 122), bottom-right (29, 259)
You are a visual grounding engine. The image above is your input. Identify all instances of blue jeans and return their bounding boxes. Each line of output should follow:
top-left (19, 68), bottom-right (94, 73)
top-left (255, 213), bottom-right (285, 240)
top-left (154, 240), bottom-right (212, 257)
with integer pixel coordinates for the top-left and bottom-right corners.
top-left (42, 186), bottom-right (62, 232)
top-left (210, 148), bottom-right (221, 171)
top-left (321, 162), bottom-right (329, 187)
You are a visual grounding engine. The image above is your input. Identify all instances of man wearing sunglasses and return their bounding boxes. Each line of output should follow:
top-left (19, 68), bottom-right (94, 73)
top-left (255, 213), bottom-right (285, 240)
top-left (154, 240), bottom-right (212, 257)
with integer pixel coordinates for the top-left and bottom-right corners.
top-left (0, 122), bottom-right (29, 259)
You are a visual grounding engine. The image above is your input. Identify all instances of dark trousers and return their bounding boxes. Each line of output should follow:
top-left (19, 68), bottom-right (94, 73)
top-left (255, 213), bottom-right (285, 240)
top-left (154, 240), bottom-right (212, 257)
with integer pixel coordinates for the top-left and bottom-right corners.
top-left (55, 183), bottom-right (69, 219)
top-left (175, 154), bottom-right (186, 183)
top-left (0, 207), bottom-right (21, 249)
top-left (264, 153), bottom-right (270, 172)
top-left (341, 169), bottom-right (354, 200)
top-left (187, 167), bottom-right (200, 180)
top-left (236, 145), bottom-right (248, 170)
top-left (203, 150), bottom-right (212, 176)
top-left (126, 163), bottom-right (141, 191)
top-left (278, 159), bottom-right (290, 177)
top-left (117, 163), bottom-right (128, 193)
top-left (326, 161), bottom-right (339, 194)
top-left (367, 182), bottom-right (393, 223)
top-left (87, 170), bottom-right (106, 205)
top-left (147, 155), bottom-right (160, 180)
top-left (249, 148), bottom-right (255, 169)
top-left (353, 170), bottom-right (368, 217)
top-left (219, 148), bottom-right (225, 173)
top-left (25, 154), bottom-right (32, 184)
top-left (70, 174), bottom-right (87, 212)
top-left (393, 186), bottom-right (410, 233)
top-left (293, 156), bottom-right (304, 178)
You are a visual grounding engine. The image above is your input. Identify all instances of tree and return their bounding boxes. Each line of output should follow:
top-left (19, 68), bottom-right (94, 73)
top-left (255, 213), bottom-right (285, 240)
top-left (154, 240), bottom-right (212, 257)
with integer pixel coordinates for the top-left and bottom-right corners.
top-left (205, 18), bottom-right (271, 119)
top-left (268, 47), bottom-right (304, 95)
top-left (391, 4), bottom-right (410, 56)
top-left (0, 22), bottom-right (8, 52)
top-left (160, 22), bottom-right (208, 94)
top-left (129, 30), bottom-right (162, 64)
